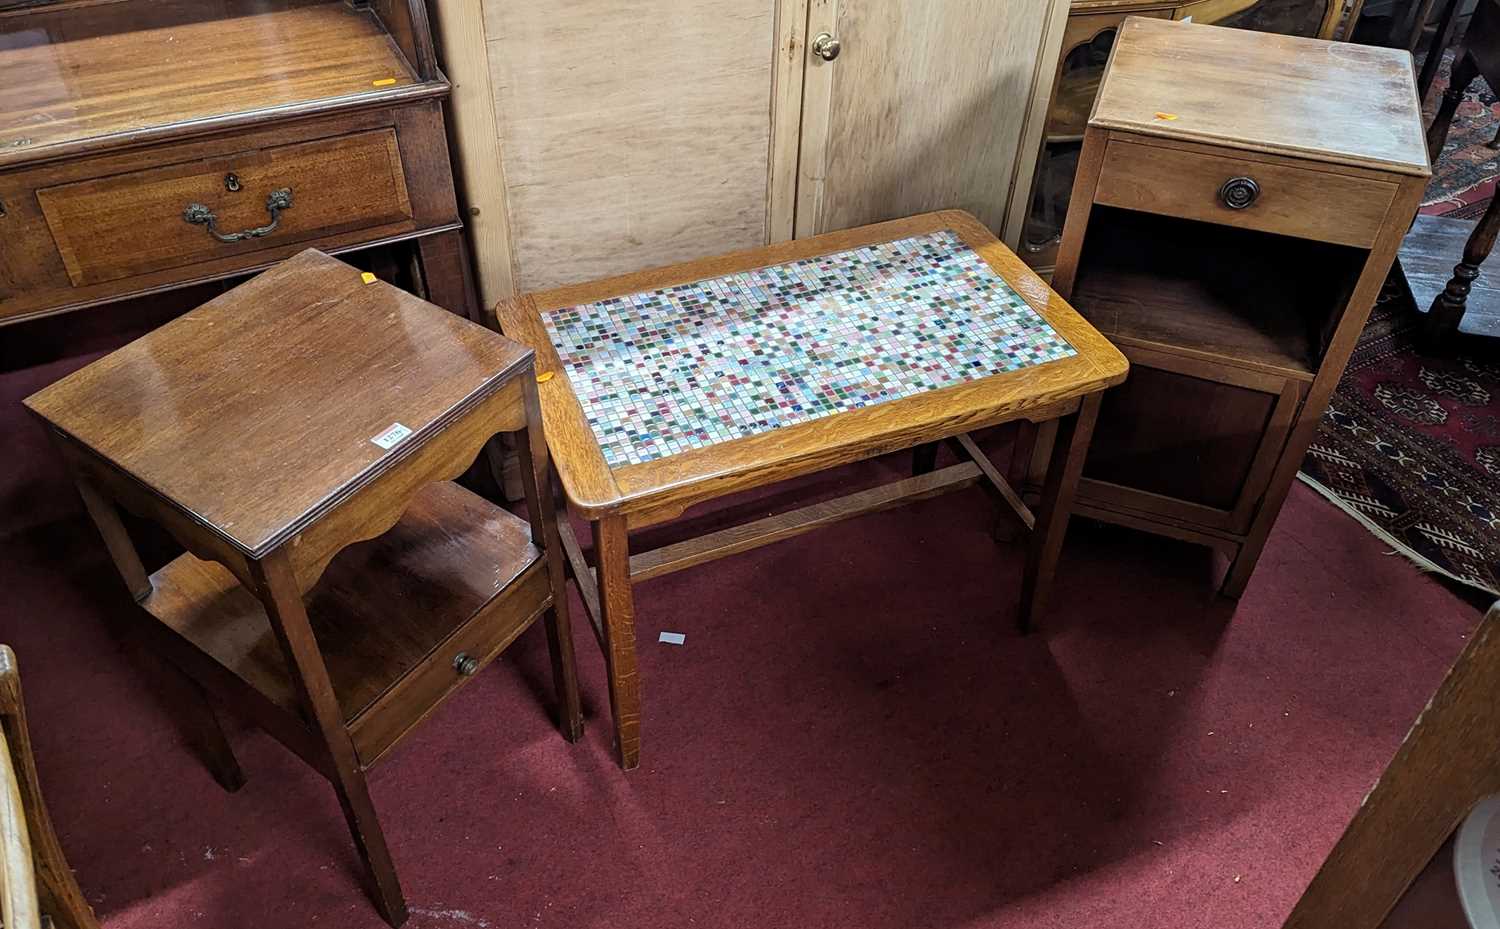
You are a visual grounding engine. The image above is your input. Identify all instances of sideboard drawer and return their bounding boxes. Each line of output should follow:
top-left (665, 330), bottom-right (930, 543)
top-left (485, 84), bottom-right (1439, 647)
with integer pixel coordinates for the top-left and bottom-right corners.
top-left (1093, 138), bottom-right (1399, 248)
top-left (35, 129), bottom-right (413, 287)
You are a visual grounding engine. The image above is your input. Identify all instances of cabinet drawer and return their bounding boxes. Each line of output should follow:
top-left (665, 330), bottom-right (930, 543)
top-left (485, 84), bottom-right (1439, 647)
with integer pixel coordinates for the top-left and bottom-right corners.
top-left (35, 129), bottom-right (413, 287)
top-left (348, 561), bottom-right (549, 767)
top-left (1093, 139), bottom-right (1397, 248)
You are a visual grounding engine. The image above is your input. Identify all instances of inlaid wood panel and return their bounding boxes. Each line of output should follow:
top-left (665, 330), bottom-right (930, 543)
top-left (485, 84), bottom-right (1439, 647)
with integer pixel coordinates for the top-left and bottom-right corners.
top-left (36, 130), bottom-right (412, 286)
top-left (798, 0), bottom-right (1060, 237)
top-left (482, 0), bottom-right (777, 292)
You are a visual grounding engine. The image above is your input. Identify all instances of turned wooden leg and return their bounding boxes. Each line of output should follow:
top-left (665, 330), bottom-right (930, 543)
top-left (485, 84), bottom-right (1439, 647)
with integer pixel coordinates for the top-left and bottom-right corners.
top-left (512, 381), bottom-right (583, 742)
top-left (1018, 394), bottom-right (1102, 634)
top-left (592, 516), bottom-right (641, 770)
top-left (1428, 184), bottom-right (1500, 343)
top-left (253, 552), bottom-right (406, 927)
top-left (911, 442), bottom-right (939, 475)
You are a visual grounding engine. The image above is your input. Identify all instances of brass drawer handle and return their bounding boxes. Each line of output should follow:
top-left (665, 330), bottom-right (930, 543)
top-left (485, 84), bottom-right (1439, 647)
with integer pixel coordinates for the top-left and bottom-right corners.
top-left (452, 652), bottom-right (479, 676)
top-left (183, 187), bottom-right (293, 242)
top-left (1218, 176), bottom-right (1260, 210)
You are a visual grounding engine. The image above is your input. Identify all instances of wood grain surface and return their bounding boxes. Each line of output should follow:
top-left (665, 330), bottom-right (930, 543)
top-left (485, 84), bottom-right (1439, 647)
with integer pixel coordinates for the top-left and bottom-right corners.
top-left (36, 129), bottom-right (412, 287)
top-left (482, 0), bottom-right (776, 291)
top-left (24, 249), bottom-right (529, 556)
top-left (1091, 17), bottom-right (1429, 176)
top-left (0, 0), bottom-right (419, 164)
top-left (1093, 137), bottom-right (1399, 249)
top-left (796, 0), bottom-right (1057, 237)
top-left (0, 102), bottom-right (461, 325)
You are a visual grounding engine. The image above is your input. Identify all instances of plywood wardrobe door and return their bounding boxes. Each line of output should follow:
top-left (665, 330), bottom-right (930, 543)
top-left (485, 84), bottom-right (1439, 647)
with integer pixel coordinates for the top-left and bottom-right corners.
top-left (795, 0), bottom-right (1068, 238)
top-left (483, 0), bottom-right (780, 293)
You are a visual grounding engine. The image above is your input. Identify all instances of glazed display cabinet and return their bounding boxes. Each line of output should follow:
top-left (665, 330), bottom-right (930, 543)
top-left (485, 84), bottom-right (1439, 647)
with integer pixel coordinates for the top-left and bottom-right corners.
top-left (0, 0), bottom-right (477, 326)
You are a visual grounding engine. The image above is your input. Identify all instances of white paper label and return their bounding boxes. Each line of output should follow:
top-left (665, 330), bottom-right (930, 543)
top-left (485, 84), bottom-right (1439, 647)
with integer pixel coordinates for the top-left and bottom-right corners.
top-left (370, 422), bottom-right (413, 450)
top-left (658, 631), bottom-right (686, 645)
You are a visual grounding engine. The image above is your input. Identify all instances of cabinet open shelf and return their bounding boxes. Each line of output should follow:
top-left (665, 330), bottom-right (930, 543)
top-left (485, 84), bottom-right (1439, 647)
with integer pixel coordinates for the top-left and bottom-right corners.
top-left (1070, 207), bottom-right (1366, 381)
top-left (141, 481), bottom-right (546, 765)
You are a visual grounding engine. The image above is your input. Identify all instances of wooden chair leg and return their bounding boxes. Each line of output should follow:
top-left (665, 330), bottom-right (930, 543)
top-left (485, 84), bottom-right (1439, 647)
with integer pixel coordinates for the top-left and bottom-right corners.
top-left (511, 382), bottom-right (584, 742)
top-left (1426, 50), bottom-right (1478, 165)
top-left (1417, 0), bottom-right (1466, 103)
top-left (1428, 181), bottom-right (1500, 344)
top-left (1018, 394), bottom-right (1102, 634)
top-left (252, 552), bottom-right (407, 927)
top-left (0, 648), bottom-right (100, 929)
top-left (592, 516), bottom-right (641, 770)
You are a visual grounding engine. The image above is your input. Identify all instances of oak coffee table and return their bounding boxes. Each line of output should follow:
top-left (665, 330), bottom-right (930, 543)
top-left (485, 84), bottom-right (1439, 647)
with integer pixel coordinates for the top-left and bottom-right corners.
top-left (495, 211), bottom-right (1128, 770)
top-left (24, 250), bottom-right (582, 926)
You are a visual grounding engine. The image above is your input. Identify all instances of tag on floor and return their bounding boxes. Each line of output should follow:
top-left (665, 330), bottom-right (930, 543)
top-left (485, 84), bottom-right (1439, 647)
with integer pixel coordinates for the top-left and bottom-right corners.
top-left (658, 632), bottom-right (685, 645)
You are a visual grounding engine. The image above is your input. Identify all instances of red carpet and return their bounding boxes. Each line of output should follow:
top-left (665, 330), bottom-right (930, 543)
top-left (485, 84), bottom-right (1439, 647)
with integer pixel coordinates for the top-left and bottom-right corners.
top-left (0, 308), bottom-right (1483, 929)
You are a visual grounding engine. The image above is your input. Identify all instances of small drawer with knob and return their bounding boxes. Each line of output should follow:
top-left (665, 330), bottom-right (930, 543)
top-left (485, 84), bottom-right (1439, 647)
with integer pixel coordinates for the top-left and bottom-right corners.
top-left (1091, 137), bottom-right (1398, 248)
top-left (347, 559), bottom-right (551, 768)
top-left (33, 128), bottom-right (414, 288)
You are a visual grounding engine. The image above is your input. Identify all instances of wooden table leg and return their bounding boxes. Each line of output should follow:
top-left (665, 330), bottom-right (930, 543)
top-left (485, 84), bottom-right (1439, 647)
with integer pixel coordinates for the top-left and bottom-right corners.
top-left (513, 381), bottom-right (584, 742)
top-left (592, 516), bottom-right (642, 770)
top-left (252, 551), bottom-right (407, 927)
top-left (76, 478), bottom-right (244, 790)
top-left (911, 442), bottom-right (939, 475)
top-left (1018, 394), bottom-right (1102, 634)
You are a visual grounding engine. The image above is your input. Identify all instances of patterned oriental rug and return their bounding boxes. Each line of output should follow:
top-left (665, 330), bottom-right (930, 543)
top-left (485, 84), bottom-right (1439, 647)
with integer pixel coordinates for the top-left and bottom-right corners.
top-left (1296, 51), bottom-right (1500, 595)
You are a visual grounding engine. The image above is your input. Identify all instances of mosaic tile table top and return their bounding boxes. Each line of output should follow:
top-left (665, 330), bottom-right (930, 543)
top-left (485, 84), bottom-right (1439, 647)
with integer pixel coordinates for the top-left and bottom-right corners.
top-left (543, 230), bottom-right (1077, 467)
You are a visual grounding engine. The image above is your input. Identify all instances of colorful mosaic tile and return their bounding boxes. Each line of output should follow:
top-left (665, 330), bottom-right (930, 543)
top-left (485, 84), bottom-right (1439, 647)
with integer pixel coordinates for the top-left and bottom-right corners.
top-left (543, 229), bottom-right (1077, 467)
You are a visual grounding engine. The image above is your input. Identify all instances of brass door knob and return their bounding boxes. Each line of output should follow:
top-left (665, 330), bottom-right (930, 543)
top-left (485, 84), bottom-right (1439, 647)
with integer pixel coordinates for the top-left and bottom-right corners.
top-left (812, 32), bottom-right (842, 61)
top-left (453, 652), bottom-right (479, 676)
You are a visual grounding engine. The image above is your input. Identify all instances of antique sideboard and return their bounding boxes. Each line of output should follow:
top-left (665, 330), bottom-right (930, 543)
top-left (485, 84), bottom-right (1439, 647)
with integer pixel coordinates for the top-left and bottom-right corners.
top-left (0, 0), bottom-right (477, 327)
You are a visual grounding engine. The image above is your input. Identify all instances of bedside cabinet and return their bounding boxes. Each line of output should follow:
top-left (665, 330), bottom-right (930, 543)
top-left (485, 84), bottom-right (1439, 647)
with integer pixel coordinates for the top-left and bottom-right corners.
top-left (1047, 17), bottom-right (1429, 596)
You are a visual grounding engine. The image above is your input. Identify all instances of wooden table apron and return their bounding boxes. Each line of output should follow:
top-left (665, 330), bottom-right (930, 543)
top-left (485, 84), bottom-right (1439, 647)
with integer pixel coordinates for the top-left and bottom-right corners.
top-left (494, 209), bottom-right (1129, 770)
